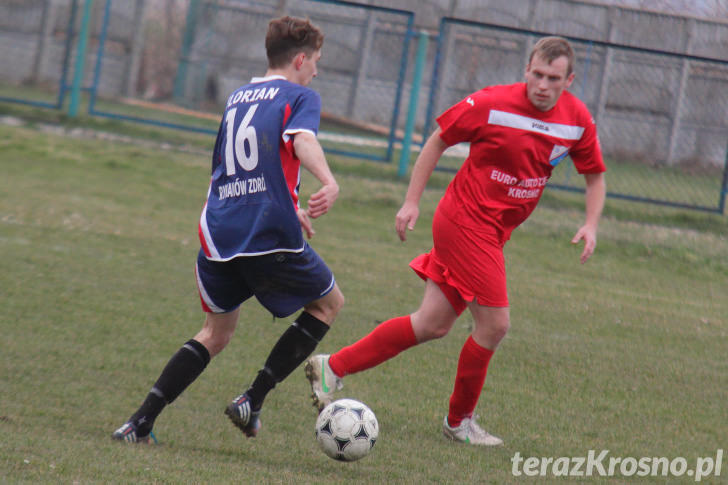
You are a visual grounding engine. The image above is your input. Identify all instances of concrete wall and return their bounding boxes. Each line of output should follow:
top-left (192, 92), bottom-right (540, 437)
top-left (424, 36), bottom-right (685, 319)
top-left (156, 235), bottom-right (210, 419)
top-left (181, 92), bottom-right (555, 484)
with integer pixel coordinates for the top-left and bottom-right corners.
top-left (370, 0), bottom-right (728, 167)
top-left (0, 0), bottom-right (144, 95)
top-left (1, 0), bottom-right (726, 167)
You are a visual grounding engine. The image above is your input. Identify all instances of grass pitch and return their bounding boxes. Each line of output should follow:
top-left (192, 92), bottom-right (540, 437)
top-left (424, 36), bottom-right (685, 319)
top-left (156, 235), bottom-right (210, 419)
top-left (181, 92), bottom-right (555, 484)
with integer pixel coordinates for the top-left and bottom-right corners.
top-left (0, 114), bottom-right (726, 483)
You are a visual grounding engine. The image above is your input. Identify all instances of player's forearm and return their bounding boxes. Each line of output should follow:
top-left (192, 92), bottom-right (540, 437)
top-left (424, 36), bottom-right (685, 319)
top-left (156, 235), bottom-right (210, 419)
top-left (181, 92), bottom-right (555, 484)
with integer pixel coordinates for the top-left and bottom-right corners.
top-left (294, 132), bottom-right (338, 188)
top-left (583, 172), bottom-right (606, 229)
top-left (404, 129), bottom-right (449, 205)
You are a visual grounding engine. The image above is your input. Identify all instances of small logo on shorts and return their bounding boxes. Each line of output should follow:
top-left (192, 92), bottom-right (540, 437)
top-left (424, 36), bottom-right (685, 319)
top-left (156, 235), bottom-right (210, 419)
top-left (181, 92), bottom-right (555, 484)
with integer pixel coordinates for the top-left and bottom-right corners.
top-left (275, 254), bottom-right (286, 262)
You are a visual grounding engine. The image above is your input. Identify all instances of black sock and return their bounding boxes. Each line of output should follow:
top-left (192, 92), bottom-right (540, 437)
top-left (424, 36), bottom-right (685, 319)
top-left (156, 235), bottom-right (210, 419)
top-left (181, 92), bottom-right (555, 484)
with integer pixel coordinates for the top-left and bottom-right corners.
top-left (246, 312), bottom-right (329, 409)
top-left (130, 339), bottom-right (210, 434)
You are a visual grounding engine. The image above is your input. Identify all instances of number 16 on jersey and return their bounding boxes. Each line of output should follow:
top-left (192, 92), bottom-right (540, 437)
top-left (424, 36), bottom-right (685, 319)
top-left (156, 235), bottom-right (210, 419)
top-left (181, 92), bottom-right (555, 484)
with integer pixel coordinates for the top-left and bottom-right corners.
top-left (225, 104), bottom-right (259, 175)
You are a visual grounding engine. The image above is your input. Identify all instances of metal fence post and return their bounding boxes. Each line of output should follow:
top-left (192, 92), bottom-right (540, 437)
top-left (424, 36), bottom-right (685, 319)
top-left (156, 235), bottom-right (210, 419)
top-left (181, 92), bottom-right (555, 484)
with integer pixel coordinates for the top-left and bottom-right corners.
top-left (383, 10), bottom-right (414, 163)
top-left (88, 0), bottom-right (112, 114)
top-left (68, 0), bottom-right (94, 117)
top-left (720, 146), bottom-right (728, 214)
top-left (398, 30), bottom-right (429, 178)
top-left (173, 0), bottom-right (201, 103)
top-left (422, 18), bottom-right (450, 141)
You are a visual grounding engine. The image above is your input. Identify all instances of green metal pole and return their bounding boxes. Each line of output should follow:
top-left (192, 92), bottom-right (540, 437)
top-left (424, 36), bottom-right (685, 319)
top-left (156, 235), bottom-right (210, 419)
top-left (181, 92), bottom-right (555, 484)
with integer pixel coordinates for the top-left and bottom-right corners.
top-left (68, 0), bottom-right (93, 117)
top-left (173, 0), bottom-right (201, 102)
top-left (398, 30), bottom-right (429, 178)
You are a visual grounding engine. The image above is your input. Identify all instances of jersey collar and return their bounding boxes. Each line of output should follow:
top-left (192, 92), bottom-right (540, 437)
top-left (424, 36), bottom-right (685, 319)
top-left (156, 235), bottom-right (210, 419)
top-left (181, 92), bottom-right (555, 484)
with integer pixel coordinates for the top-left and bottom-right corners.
top-left (250, 75), bottom-right (287, 84)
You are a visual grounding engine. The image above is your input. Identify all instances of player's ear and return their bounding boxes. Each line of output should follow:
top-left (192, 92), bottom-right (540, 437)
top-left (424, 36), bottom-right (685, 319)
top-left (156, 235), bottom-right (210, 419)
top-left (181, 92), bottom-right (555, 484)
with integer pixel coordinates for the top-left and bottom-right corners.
top-left (565, 71), bottom-right (575, 88)
top-left (294, 52), bottom-right (305, 70)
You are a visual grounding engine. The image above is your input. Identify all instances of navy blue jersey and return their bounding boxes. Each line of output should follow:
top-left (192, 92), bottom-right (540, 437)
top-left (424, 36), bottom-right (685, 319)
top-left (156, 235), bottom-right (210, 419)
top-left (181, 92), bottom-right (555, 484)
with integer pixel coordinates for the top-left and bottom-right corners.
top-left (198, 75), bottom-right (321, 260)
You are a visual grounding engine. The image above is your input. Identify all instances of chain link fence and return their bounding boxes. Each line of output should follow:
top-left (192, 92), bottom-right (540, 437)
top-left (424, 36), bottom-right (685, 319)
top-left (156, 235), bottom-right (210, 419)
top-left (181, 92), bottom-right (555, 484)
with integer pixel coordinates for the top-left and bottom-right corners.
top-left (164, 0), bottom-right (415, 161)
top-left (0, 0), bottom-right (77, 108)
top-left (424, 18), bottom-right (728, 213)
top-left (1, 0), bottom-right (726, 213)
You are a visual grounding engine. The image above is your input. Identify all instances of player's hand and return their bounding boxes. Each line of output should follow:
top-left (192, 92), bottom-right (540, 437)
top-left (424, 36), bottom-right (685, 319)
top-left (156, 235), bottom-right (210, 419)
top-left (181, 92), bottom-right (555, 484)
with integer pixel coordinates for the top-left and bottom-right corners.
top-left (298, 208), bottom-right (315, 239)
top-left (571, 224), bottom-right (597, 264)
top-left (395, 201), bottom-right (419, 242)
top-left (307, 183), bottom-right (339, 219)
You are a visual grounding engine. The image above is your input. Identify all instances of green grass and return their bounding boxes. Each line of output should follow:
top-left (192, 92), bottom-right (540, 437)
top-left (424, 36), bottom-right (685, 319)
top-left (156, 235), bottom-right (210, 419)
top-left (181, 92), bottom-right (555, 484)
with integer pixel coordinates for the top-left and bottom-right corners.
top-left (550, 157), bottom-right (724, 209)
top-left (0, 82), bottom-right (61, 106)
top-left (1, 114), bottom-right (727, 483)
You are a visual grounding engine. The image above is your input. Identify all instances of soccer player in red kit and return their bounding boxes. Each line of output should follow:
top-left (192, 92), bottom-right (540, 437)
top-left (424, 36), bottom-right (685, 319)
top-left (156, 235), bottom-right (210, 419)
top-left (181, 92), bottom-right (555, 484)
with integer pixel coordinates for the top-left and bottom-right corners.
top-left (306, 36), bottom-right (606, 445)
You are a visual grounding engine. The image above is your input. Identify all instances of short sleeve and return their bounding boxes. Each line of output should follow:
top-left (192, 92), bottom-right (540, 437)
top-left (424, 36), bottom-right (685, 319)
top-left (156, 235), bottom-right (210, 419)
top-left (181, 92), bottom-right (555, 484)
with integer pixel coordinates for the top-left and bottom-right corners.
top-left (284, 88), bottom-right (321, 137)
top-left (570, 112), bottom-right (606, 174)
top-left (436, 90), bottom-right (489, 146)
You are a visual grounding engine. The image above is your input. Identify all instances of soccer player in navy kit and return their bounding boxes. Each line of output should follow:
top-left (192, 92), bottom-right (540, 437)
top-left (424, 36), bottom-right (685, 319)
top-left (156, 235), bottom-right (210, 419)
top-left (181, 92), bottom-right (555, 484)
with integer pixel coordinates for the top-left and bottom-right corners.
top-left (112, 16), bottom-right (343, 443)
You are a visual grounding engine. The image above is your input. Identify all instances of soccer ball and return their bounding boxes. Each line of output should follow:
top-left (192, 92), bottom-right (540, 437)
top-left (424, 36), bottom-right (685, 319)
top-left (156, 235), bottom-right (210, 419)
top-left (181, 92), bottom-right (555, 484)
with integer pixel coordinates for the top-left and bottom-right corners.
top-left (315, 398), bottom-right (378, 462)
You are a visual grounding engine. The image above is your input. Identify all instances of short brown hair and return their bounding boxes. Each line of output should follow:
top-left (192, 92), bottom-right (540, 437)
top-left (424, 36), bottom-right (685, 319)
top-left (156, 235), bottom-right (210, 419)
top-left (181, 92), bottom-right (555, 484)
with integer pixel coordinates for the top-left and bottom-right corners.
top-left (265, 16), bottom-right (324, 68)
top-left (529, 36), bottom-right (575, 76)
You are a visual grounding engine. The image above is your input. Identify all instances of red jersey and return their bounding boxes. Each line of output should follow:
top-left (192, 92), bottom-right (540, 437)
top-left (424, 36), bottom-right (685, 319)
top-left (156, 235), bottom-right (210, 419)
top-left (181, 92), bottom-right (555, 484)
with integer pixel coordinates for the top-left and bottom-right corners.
top-left (437, 83), bottom-right (605, 243)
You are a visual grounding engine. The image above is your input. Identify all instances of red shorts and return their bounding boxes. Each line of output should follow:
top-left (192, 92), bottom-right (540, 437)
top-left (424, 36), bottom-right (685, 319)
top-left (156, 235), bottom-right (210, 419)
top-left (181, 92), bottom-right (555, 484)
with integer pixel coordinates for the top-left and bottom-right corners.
top-left (409, 206), bottom-right (508, 314)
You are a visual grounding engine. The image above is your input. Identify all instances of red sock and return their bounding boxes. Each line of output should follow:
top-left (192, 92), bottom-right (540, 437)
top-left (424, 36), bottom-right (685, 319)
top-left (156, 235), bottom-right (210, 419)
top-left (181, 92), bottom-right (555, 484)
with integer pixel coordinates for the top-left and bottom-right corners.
top-left (329, 316), bottom-right (417, 377)
top-left (447, 336), bottom-right (494, 428)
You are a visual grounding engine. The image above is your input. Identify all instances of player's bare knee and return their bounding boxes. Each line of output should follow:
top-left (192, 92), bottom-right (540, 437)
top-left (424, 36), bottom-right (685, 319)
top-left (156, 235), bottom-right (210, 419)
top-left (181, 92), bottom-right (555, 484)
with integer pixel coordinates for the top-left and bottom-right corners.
top-left (493, 320), bottom-right (510, 342)
top-left (325, 286), bottom-right (345, 316)
top-left (211, 331), bottom-right (235, 355)
top-left (195, 333), bottom-right (227, 357)
top-left (305, 290), bottom-right (344, 324)
top-left (428, 323), bottom-right (452, 340)
top-left (487, 318), bottom-right (510, 344)
top-left (414, 321), bottom-right (452, 342)
top-left (331, 289), bottom-right (345, 314)
top-left (195, 321), bottom-right (235, 357)
top-left (411, 309), bottom-right (456, 342)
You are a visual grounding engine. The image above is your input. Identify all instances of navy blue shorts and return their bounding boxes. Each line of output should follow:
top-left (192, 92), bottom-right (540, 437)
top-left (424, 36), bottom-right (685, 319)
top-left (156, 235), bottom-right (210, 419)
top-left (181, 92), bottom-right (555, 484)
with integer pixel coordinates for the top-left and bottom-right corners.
top-left (195, 244), bottom-right (336, 318)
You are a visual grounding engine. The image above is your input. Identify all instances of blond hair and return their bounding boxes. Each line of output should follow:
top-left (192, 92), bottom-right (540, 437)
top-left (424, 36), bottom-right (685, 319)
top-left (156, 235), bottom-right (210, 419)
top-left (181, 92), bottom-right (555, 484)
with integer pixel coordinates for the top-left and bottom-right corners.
top-left (529, 36), bottom-right (575, 76)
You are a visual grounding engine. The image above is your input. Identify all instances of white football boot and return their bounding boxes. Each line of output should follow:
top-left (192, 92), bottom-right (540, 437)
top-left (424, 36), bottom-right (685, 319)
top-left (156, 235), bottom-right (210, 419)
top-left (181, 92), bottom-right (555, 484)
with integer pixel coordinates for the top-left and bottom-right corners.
top-left (305, 354), bottom-right (343, 412)
top-left (442, 415), bottom-right (504, 446)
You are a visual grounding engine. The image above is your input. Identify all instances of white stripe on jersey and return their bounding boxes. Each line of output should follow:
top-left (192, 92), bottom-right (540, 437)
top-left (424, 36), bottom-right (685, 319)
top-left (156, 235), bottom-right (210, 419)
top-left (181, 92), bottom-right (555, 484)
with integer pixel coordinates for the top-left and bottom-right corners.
top-left (294, 165), bottom-right (301, 209)
top-left (195, 261), bottom-right (225, 313)
top-left (488, 110), bottom-right (585, 140)
top-left (199, 184), bottom-right (222, 260)
top-left (282, 128), bottom-right (316, 143)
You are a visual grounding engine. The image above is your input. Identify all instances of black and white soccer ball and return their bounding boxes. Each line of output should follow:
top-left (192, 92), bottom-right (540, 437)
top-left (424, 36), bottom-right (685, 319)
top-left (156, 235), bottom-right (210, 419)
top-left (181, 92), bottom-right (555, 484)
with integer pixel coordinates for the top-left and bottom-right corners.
top-left (315, 398), bottom-right (378, 462)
